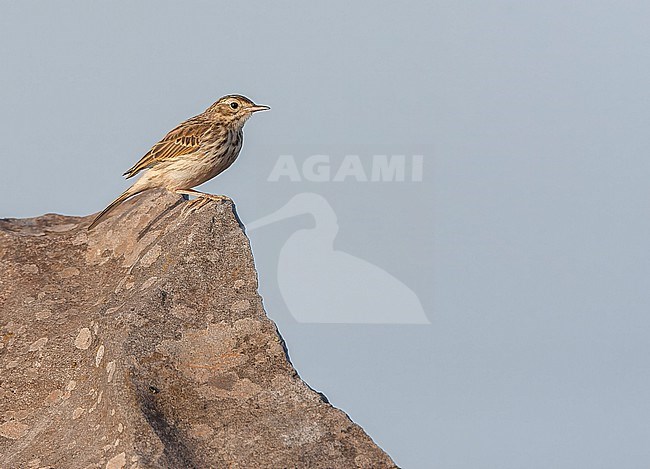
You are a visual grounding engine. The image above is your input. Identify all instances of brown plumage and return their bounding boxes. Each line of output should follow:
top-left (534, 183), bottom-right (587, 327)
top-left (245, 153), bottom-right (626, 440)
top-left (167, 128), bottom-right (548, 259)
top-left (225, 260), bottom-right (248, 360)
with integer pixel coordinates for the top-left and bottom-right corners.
top-left (88, 95), bottom-right (269, 230)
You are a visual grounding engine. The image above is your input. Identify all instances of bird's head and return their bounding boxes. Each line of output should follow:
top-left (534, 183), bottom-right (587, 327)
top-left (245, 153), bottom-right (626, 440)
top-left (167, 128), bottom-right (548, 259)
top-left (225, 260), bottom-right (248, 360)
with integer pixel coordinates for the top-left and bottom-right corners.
top-left (206, 95), bottom-right (270, 128)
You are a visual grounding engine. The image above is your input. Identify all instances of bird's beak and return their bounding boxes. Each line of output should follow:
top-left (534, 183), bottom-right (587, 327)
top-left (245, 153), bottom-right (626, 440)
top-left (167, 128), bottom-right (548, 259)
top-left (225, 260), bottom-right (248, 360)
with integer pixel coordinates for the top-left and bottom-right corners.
top-left (248, 104), bottom-right (270, 113)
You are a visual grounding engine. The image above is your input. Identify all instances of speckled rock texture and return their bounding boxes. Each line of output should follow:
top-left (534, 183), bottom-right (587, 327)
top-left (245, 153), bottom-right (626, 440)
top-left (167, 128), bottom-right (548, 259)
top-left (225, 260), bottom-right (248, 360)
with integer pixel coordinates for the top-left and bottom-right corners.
top-left (0, 190), bottom-right (396, 469)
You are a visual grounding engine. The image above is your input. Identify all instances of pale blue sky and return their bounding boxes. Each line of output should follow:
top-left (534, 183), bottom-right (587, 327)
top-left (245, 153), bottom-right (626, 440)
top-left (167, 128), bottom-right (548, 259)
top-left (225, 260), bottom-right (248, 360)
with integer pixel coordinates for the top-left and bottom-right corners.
top-left (2, 2), bottom-right (650, 467)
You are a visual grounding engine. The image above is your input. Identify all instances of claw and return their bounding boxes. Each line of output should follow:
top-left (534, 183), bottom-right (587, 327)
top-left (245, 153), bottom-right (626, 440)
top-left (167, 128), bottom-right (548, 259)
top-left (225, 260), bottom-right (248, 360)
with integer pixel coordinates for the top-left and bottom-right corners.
top-left (175, 190), bottom-right (230, 218)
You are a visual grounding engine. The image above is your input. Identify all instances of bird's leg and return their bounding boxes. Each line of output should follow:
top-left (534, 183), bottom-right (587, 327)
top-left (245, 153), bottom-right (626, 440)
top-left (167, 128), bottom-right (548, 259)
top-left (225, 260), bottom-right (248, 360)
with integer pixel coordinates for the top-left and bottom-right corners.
top-left (175, 188), bottom-right (231, 203)
top-left (175, 189), bottom-right (231, 217)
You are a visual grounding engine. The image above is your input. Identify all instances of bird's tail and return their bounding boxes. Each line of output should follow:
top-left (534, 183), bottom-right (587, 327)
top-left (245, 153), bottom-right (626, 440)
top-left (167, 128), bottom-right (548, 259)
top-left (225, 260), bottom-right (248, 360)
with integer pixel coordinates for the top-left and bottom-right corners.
top-left (88, 187), bottom-right (147, 231)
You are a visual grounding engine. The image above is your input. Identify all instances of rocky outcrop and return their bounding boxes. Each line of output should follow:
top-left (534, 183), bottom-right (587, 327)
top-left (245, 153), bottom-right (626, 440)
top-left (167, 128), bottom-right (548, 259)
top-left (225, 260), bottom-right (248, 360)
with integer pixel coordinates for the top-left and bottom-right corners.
top-left (0, 190), bottom-right (396, 468)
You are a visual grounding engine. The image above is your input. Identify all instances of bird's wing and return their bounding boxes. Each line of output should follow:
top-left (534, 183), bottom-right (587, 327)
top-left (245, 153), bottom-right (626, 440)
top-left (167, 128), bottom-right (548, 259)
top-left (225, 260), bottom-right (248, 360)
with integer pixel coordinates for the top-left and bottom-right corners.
top-left (123, 118), bottom-right (213, 179)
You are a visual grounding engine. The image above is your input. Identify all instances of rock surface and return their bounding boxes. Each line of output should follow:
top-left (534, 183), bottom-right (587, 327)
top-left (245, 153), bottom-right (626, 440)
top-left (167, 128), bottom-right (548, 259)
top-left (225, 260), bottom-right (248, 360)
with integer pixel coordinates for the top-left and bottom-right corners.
top-left (0, 190), bottom-right (396, 468)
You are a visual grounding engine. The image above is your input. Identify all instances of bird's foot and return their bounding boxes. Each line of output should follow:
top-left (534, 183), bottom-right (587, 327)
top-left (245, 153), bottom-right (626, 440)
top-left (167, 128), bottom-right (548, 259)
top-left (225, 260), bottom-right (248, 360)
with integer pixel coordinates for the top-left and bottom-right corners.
top-left (175, 190), bottom-right (231, 218)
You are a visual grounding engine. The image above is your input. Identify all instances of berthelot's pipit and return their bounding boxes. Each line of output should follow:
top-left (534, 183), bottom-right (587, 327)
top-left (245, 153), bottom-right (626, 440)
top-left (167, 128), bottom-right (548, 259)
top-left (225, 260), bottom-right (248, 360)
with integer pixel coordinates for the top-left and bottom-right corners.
top-left (88, 95), bottom-right (269, 230)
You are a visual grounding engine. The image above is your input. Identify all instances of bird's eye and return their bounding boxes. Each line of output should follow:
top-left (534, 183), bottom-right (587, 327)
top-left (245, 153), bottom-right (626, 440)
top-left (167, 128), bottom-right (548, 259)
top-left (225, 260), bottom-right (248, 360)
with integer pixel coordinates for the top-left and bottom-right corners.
top-left (230, 102), bottom-right (239, 110)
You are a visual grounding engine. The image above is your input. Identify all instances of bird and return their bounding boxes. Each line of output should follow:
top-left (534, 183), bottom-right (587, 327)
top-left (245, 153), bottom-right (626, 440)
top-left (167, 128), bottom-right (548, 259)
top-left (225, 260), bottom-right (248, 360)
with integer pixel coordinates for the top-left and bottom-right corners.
top-left (88, 94), bottom-right (269, 230)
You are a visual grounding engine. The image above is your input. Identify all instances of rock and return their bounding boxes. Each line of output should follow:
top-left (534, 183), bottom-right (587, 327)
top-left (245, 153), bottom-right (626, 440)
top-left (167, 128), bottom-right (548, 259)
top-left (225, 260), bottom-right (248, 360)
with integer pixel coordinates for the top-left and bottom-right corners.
top-left (0, 190), bottom-right (396, 468)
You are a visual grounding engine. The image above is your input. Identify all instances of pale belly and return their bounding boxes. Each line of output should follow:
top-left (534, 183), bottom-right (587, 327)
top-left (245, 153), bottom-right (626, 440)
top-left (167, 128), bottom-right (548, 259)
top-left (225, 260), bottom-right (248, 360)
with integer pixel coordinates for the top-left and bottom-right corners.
top-left (139, 137), bottom-right (243, 191)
